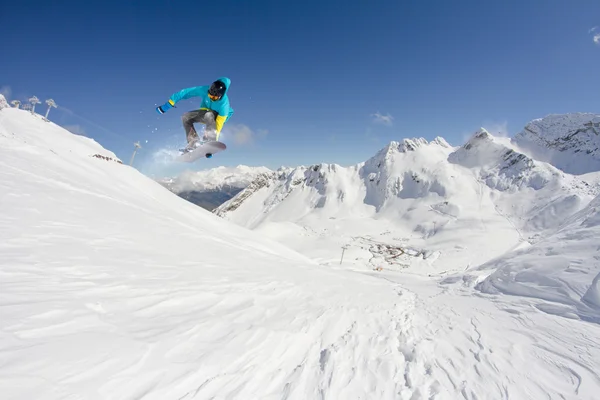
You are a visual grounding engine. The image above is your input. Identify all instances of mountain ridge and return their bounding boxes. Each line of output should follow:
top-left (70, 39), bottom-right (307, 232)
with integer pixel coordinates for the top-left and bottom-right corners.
top-left (213, 114), bottom-right (600, 273)
top-left (216, 114), bottom-right (600, 221)
top-left (512, 112), bottom-right (600, 174)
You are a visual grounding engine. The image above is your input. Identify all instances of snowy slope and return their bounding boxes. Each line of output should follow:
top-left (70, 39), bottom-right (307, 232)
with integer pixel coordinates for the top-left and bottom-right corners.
top-left (0, 105), bottom-right (413, 398)
top-left (513, 113), bottom-right (600, 175)
top-left (215, 128), bottom-right (598, 273)
top-left (471, 193), bottom-right (600, 323)
top-left (449, 128), bottom-right (597, 237)
top-left (2, 98), bottom-right (600, 399)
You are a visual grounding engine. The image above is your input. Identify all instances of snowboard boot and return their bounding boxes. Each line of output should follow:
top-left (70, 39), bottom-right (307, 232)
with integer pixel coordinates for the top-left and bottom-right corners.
top-left (179, 139), bottom-right (203, 154)
top-left (202, 128), bottom-right (218, 142)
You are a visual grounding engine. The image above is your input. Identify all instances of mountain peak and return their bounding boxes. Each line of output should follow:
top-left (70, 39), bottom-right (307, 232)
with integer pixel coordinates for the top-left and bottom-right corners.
top-left (393, 138), bottom-right (430, 153)
top-left (512, 113), bottom-right (600, 175)
top-left (432, 136), bottom-right (452, 148)
top-left (446, 127), bottom-right (572, 192)
top-left (452, 128), bottom-right (495, 154)
top-left (372, 138), bottom-right (445, 163)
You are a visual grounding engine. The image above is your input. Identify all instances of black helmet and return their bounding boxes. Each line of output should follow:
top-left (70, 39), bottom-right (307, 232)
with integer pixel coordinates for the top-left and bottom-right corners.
top-left (208, 80), bottom-right (226, 100)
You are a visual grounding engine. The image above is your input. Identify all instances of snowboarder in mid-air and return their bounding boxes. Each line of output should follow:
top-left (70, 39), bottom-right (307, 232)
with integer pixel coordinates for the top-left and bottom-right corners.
top-left (156, 77), bottom-right (234, 152)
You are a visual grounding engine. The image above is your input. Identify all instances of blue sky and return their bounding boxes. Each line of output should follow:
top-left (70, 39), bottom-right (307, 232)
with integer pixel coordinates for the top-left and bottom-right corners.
top-left (2, 0), bottom-right (599, 177)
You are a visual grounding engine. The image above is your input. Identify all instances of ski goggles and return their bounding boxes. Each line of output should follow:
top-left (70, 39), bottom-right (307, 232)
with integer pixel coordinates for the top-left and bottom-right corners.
top-left (208, 93), bottom-right (221, 101)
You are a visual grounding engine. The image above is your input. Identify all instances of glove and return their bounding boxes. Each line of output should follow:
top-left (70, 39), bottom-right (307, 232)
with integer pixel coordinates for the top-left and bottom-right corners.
top-left (156, 99), bottom-right (175, 114)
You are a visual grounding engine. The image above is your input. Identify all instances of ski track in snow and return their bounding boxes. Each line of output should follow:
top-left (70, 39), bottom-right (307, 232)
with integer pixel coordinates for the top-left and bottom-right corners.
top-left (1, 106), bottom-right (600, 399)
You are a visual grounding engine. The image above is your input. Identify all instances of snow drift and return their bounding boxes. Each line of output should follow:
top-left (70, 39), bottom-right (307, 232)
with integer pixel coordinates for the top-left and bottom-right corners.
top-left (474, 193), bottom-right (600, 323)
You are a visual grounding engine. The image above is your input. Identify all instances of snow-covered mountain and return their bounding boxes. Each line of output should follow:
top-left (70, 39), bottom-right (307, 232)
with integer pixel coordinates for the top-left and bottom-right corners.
top-left (158, 165), bottom-right (271, 210)
top-left (160, 165), bottom-right (272, 192)
top-left (0, 95), bottom-right (9, 109)
top-left (214, 120), bottom-right (600, 272)
top-left (2, 96), bottom-right (600, 399)
top-left (449, 127), bottom-right (598, 235)
top-left (214, 137), bottom-right (458, 225)
top-left (512, 113), bottom-right (600, 175)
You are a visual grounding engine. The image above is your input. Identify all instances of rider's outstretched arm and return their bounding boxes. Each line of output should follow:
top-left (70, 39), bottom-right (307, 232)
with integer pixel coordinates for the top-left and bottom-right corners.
top-left (169, 86), bottom-right (209, 103)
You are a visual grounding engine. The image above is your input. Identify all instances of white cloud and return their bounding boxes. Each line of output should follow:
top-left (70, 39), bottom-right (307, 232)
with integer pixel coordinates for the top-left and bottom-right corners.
top-left (222, 124), bottom-right (268, 145)
top-left (257, 129), bottom-right (269, 139)
top-left (590, 27), bottom-right (600, 45)
top-left (371, 112), bottom-right (394, 126)
top-left (0, 86), bottom-right (12, 99)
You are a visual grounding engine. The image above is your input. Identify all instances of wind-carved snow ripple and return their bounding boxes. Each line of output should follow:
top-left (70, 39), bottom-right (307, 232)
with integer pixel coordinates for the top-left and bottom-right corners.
top-left (167, 285), bottom-right (449, 400)
top-left (287, 287), bottom-right (444, 400)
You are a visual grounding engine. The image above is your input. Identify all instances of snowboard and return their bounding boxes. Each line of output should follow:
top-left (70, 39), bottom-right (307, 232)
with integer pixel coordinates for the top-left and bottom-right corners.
top-left (176, 140), bottom-right (227, 163)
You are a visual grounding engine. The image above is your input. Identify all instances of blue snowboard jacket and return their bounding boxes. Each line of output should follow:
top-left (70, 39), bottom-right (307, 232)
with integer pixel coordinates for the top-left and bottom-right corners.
top-left (168, 76), bottom-right (234, 133)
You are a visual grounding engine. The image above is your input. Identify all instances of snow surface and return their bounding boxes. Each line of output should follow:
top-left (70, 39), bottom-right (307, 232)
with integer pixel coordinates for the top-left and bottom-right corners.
top-left (2, 100), bottom-right (600, 399)
top-left (470, 193), bottom-right (600, 323)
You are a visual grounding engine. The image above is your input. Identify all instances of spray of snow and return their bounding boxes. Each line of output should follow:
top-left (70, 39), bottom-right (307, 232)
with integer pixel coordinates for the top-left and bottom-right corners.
top-left (482, 120), bottom-right (509, 137)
